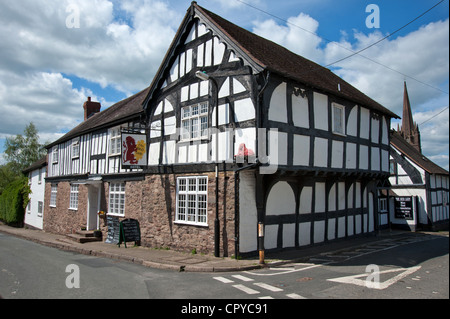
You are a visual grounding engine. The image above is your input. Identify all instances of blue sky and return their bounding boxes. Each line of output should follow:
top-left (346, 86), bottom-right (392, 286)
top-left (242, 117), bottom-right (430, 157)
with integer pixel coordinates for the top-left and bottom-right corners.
top-left (0, 0), bottom-right (448, 169)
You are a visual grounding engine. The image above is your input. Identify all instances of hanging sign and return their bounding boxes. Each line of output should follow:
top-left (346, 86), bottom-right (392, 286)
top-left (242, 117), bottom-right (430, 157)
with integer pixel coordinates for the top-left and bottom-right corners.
top-left (121, 132), bottom-right (147, 169)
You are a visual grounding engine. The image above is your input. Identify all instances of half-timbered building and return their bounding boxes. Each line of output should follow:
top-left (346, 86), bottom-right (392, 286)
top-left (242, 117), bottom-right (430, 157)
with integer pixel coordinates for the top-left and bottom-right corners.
top-left (44, 2), bottom-right (400, 257)
top-left (44, 89), bottom-right (148, 234)
top-left (387, 83), bottom-right (449, 231)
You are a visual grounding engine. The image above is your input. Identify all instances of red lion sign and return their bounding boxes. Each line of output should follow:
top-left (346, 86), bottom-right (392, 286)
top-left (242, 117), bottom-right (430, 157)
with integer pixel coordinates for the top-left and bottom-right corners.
top-left (121, 133), bottom-right (147, 167)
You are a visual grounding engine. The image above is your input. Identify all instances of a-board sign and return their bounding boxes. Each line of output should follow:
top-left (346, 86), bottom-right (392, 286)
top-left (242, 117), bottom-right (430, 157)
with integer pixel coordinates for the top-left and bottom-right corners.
top-left (105, 215), bottom-right (120, 244)
top-left (119, 218), bottom-right (141, 248)
top-left (394, 196), bottom-right (413, 220)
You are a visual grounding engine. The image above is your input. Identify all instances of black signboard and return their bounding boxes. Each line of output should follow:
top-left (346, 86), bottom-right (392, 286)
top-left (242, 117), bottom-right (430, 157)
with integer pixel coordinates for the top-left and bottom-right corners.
top-left (394, 196), bottom-right (413, 220)
top-left (119, 218), bottom-right (141, 248)
top-left (105, 215), bottom-right (120, 244)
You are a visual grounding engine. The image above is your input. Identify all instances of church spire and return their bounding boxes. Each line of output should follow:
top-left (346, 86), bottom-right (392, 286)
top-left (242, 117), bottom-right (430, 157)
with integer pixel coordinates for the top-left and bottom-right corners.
top-left (399, 81), bottom-right (422, 153)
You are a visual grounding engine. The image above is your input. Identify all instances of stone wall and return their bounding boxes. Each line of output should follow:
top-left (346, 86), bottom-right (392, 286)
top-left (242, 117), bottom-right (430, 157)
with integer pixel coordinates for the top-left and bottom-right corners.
top-left (125, 171), bottom-right (236, 256)
top-left (44, 171), bottom-right (237, 257)
top-left (44, 182), bottom-right (88, 235)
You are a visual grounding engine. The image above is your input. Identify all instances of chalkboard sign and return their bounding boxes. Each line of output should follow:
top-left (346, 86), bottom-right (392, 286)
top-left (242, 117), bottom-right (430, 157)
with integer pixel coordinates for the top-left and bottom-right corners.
top-left (395, 196), bottom-right (413, 220)
top-left (105, 215), bottom-right (120, 244)
top-left (119, 218), bottom-right (141, 248)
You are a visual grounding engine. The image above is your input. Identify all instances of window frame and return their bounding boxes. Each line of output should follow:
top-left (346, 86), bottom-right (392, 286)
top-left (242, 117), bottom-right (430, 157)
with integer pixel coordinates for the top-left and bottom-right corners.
top-left (52, 146), bottom-right (59, 163)
top-left (180, 102), bottom-right (209, 142)
top-left (37, 201), bottom-right (43, 217)
top-left (109, 127), bottom-right (122, 156)
top-left (108, 182), bottom-right (126, 217)
top-left (379, 197), bottom-right (388, 213)
top-left (69, 184), bottom-right (79, 210)
top-left (331, 103), bottom-right (346, 136)
top-left (50, 184), bottom-right (58, 207)
top-left (72, 138), bottom-right (80, 159)
top-left (175, 176), bottom-right (208, 226)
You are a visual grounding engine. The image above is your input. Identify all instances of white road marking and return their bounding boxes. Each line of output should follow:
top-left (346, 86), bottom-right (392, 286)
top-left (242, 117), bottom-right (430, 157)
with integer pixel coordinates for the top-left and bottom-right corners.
top-left (232, 274), bottom-right (254, 282)
top-left (246, 263), bottom-right (323, 276)
top-left (253, 282), bottom-right (283, 292)
top-left (327, 266), bottom-right (421, 290)
top-left (286, 293), bottom-right (307, 299)
top-left (213, 276), bottom-right (234, 284)
top-left (232, 284), bottom-right (260, 295)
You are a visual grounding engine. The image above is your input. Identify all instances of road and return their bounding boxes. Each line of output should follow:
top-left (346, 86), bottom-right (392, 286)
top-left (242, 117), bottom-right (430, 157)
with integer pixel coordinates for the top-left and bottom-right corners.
top-left (1, 231), bottom-right (448, 301)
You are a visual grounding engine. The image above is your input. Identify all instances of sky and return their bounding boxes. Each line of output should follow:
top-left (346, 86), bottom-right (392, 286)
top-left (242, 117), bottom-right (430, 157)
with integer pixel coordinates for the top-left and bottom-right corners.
top-left (0, 0), bottom-right (448, 170)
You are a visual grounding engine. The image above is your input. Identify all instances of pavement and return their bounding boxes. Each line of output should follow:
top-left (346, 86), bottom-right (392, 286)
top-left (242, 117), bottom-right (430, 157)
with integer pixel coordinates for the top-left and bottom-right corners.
top-left (1, 222), bottom-right (446, 272)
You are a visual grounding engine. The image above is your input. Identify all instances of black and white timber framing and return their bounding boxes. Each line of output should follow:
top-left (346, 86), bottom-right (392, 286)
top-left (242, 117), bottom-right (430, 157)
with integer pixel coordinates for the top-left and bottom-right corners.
top-left (45, 2), bottom-right (410, 256)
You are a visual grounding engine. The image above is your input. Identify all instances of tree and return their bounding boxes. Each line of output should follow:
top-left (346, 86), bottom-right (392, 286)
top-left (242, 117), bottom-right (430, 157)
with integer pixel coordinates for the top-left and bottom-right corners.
top-left (4, 122), bottom-right (46, 176)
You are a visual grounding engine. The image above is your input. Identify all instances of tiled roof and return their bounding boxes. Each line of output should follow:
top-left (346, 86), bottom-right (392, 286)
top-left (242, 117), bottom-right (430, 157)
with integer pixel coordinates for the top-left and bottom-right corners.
top-left (195, 4), bottom-right (399, 119)
top-left (390, 130), bottom-right (448, 175)
top-left (46, 87), bottom-right (149, 148)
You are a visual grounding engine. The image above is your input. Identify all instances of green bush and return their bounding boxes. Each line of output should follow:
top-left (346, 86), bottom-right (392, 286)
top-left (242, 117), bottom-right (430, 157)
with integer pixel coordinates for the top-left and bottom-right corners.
top-left (0, 177), bottom-right (30, 226)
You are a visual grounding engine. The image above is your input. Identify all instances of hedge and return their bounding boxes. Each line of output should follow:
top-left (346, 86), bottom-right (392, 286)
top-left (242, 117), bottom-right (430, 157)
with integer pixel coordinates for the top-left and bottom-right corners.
top-left (0, 177), bottom-right (30, 226)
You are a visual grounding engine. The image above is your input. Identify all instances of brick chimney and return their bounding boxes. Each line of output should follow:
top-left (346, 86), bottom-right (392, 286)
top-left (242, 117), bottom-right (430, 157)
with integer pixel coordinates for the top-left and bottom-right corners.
top-left (83, 97), bottom-right (101, 121)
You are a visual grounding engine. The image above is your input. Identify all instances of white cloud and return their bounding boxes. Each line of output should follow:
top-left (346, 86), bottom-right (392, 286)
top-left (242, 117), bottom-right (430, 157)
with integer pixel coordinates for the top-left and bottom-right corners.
top-left (0, 70), bottom-right (95, 136)
top-left (251, 14), bottom-right (448, 170)
top-left (0, 0), bottom-right (181, 146)
top-left (252, 12), bottom-right (324, 63)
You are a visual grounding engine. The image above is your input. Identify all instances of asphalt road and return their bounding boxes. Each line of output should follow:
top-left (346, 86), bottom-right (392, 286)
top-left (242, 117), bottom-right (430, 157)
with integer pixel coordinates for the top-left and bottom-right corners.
top-left (1, 231), bottom-right (448, 301)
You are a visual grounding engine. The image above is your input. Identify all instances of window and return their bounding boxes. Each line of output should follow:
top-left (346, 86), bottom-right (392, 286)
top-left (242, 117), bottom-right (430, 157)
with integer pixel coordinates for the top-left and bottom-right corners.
top-left (72, 138), bottom-right (80, 158)
top-left (379, 198), bottom-right (388, 212)
top-left (176, 176), bottom-right (208, 226)
top-left (109, 128), bottom-right (122, 155)
top-left (27, 201), bottom-right (31, 213)
top-left (332, 103), bottom-right (345, 135)
top-left (69, 184), bottom-right (79, 210)
top-left (38, 168), bottom-right (42, 184)
top-left (389, 160), bottom-right (396, 175)
top-left (181, 102), bottom-right (208, 141)
top-left (52, 146), bottom-right (59, 176)
top-left (38, 201), bottom-right (43, 217)
top-left (109, 182), bottom-right (125, 216)
top-left (50, 184), bottom-right (57, 207)
top-left (52, 146), bottom-right (59, 163)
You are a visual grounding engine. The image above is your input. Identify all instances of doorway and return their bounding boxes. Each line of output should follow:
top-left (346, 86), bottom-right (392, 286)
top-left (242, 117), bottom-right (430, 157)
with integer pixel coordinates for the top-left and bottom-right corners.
top-left (87, 184), bottom-right (101, 231)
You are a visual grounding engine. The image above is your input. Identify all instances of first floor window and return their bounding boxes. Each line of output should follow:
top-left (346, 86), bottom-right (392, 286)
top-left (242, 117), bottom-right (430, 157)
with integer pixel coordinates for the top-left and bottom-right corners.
top-left (72, 138), bottom-right (80, 158)
top-left (50, 184), bottom-right (57, 207)
top-left (109, 182), bottom-right (125, 216)
top-left (181, 102), bottom-right (208, 141)
top-left (332, 103), bottom-right (345, 135)
top-left (176, 176), bottom-right (208, 225)
top-left (69, 184), bottom-right (79, 210)
top-left (109, 128), bottom-right (122, 156)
